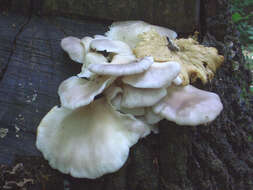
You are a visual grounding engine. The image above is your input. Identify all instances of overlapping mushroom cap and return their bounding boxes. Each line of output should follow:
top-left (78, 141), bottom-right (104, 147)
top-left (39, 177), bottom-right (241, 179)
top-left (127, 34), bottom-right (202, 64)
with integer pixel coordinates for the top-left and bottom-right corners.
top-left (36, 20), bottom-right (224, 179)
top-left (36, 98), bottom-right (150, 178)
top-left (105, 20), bottom-right (177, 48)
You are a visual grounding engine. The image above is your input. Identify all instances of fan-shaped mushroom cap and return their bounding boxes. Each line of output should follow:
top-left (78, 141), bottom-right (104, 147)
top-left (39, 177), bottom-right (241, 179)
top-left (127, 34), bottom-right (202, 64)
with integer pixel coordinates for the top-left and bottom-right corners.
top-left (88, 56), bottom-right (153, 76)
top-left (78, 39), bottom-right (137, 78)
top-left (84, 52), bottom-right (136, 66)
top-left (104, 85), bottom-right (146, 116)
top-left (153, 85), bottom-right (223, 126)
top-left (61, 37), bottom-right (85, 63)
top-left (121, 85), bottom-right (167, 108)
top-left (122, 61), bottom-right (180, 88)
top-left (58, 76), bottom-right (114, 109)
top-left (36, 98), bottom-right (150, 179)
top-left (105, 21), bottom-right (177, 48)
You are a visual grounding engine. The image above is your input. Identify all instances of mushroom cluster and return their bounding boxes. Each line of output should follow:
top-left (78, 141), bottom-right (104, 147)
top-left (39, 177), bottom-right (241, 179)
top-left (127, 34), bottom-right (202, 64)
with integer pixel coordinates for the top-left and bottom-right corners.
top-left (36, 21), bottom-right (224, 179)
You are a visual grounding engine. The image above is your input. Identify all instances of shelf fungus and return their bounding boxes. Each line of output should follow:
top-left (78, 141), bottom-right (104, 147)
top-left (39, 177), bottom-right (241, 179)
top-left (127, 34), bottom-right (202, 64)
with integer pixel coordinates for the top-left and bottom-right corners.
top-left (36, 21), bottom-right (224, 179)
top-left (36, 98), bottom-right (150, 178)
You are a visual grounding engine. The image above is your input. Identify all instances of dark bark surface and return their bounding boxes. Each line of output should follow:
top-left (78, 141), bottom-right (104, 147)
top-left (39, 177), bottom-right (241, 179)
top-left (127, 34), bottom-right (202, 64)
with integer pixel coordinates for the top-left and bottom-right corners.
top-left (1, 0), bottom-right (200, 34)
top-left (0, 0), bottom-right (253, 190)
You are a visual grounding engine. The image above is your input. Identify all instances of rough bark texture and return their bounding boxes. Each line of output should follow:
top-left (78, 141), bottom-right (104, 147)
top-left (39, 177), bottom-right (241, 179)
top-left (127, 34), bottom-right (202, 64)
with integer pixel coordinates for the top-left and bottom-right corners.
top-left (1, 0), bottom-right (199, 33)
top-left (0, 0), bottom-right (253, 190)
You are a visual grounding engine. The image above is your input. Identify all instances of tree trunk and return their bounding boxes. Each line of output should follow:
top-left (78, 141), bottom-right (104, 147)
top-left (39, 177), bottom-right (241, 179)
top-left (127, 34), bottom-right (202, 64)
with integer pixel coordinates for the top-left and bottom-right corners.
top-left (2, 0), bottom-right (200, 34)
top-left (0, 0), bottom-right (253, 190)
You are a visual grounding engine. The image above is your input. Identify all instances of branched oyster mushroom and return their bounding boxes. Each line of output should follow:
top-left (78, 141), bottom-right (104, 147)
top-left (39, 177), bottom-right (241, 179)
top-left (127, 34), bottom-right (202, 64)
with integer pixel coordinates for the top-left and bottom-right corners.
top-left (80, 38), bottom-right (138, 78)
top-left (36, 20), bottom-right (224, 179)
top-left (134, 30), bottom-right (224, 85)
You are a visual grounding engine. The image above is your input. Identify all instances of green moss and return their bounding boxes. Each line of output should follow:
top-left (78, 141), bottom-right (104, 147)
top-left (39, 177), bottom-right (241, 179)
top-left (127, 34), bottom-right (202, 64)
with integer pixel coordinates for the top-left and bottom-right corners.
top-left (248, 135), bottom-right (253, 142)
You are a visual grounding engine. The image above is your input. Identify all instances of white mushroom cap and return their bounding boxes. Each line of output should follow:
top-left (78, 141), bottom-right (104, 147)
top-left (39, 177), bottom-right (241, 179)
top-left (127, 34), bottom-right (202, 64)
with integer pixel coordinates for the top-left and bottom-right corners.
top-left (105, 21), bottom-right (177, 48)
top-left (78, 52), bottom-right (108, 78)
top-left (90, 39), bottom-right (132, 55)
top-left (104, 85), bottom-right (123, 101)
top-left (103, 84), bottom-right (123, 110)
top-left (77, 37), bottom-right (96, 78)
top-left (61, 37), bottom-right (85, 63)
top-left (80, 36), bottom-right (93, 53)
top-left (122, 61), bottom-right (180, 88)
top-left (104, 85), bottom-right (158, 132)
top-left (36, 98), bottom-right (150, 179)
top-left (94, 35), bottom-right (108, 39)
top-left (88, 56), bottom-right (153, 76)
top-left (78, 39), bottom-right (137, 78)
top-left (153, 85), bottom-right (223, 126)
top-left (144, 108), bottom-right (163, 125)
top-left (104, 85), bottom-right (145, 116)
top-left (58, 76), bottom-right (114, 109)
top-left (84, 52), bottom-right (136, 66)
top-left (121, 85), bottom-right (167, 108)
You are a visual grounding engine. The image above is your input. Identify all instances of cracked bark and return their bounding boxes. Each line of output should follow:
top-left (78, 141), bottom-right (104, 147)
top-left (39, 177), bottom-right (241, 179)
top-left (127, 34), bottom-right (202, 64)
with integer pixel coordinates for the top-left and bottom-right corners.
top-left (0, 0), bottom-right (253, 190)
top-left (0, 13), bottom-right (30, 80)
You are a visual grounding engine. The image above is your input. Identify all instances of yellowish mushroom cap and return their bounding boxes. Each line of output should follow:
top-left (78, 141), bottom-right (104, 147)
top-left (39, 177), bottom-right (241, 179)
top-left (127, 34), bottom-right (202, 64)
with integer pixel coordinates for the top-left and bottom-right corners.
top-left (133, 30), bottom-right (224, 85)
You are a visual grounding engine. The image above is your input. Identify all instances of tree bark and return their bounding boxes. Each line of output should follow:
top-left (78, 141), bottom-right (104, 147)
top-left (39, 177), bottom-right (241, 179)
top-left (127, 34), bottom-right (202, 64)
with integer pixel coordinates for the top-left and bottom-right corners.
top-left (0, 0), bottom-right (252, 190)
top-left (1, 0), bottom-right (200, 34)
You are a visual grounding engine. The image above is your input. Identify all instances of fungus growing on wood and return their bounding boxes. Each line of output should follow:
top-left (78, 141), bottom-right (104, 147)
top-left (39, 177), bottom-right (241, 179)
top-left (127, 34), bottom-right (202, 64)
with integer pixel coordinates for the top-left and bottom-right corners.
top-left (153, 85), bottom-right (223, 126)
top-left (122, 61), bottom-right (180, 88)
top-left (120, 85), bottom-right (167, 108)
top-left (105, 20), bottom-right (177, 48)
top-left (88, 56), bottom-right (153, 76)
top-left (58, 76), bottom-right (114, 109)
top-left (82, 38), bottom-right (137, 78)
top-left (133, 30), bottom-right (224, 85)
top-left (36, 98), bottom-right (150, 178)
top-left (36, 20), bottom-right (224, 179)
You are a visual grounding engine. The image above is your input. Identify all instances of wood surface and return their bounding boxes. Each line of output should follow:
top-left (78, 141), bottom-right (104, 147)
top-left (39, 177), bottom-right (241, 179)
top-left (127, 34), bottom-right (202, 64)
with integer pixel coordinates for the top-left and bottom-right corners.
top-left (1, 0), bottom-right (200, 33)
